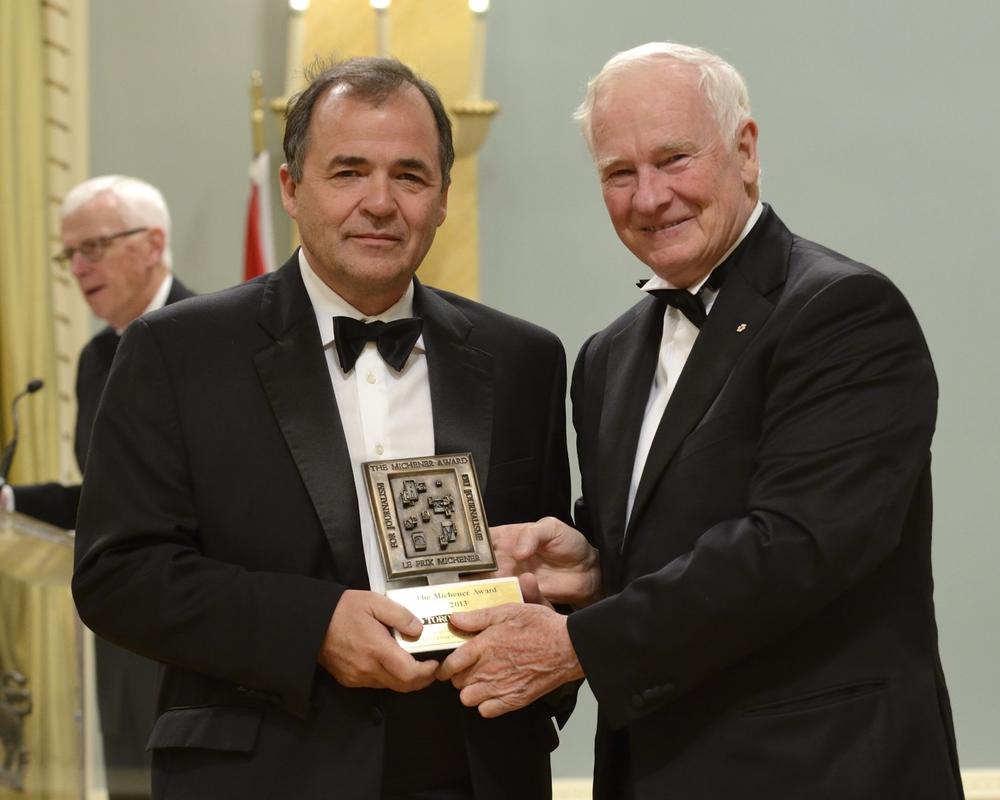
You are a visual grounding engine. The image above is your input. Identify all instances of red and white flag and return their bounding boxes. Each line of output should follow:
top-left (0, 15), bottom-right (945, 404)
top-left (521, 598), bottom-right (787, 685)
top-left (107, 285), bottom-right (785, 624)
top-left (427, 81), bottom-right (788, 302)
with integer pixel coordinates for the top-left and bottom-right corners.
top-left (243, 151), bottom-right (276, 281)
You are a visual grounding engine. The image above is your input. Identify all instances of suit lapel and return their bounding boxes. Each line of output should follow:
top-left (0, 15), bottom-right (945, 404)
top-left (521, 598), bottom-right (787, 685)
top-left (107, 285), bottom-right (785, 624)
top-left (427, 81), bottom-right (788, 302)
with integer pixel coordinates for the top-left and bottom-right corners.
top-left (253, 256), bottom-right (369, 589)
top-left (596, 300), bottom-right (664, 552)
top-left (626, 206), bottom-right (792, 540)
top-left (414, 282), bottom-right (494, 489)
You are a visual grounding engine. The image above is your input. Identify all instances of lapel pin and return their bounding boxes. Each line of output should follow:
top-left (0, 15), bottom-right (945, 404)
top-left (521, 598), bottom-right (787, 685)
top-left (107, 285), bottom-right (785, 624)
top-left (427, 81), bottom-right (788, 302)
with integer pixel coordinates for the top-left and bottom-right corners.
top-left (736, 323), bottom-right (748, 333)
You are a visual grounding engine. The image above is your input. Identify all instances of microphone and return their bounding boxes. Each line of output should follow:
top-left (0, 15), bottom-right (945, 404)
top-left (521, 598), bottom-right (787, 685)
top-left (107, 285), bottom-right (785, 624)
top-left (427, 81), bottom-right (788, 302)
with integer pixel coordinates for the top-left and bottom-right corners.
top-left (0, 378), bottom-right (45, 486)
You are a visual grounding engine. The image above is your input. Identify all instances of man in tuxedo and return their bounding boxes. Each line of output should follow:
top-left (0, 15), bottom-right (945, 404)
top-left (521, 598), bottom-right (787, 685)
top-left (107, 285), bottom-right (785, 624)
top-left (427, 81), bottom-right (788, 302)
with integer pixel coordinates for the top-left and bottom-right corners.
top-left (73, 58), bottom-right (570, 800)
top-left (2, 175), bottom-right (190, 800)
top-left (439, 42), bottom-right (964, 799)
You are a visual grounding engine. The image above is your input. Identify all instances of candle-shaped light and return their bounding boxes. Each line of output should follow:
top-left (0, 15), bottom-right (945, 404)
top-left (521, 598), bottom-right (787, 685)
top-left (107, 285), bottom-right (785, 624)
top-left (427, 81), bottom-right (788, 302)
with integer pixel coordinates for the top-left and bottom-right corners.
top-left (370, 0), bottom-right (391, 57)
top-left (468, 0), bottom-right (489, 101)
top-left (286, 0), bottom-right (309, 97)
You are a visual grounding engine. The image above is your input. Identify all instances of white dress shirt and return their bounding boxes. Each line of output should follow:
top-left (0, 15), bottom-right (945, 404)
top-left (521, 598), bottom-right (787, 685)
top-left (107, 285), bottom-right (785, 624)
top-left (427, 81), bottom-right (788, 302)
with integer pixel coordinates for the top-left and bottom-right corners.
top-left (299, 251), bottom-right (434, 593)
top-left (624, 202), bottom-right (764, 529)
top-left (115, 272), bottom-right (174, 334)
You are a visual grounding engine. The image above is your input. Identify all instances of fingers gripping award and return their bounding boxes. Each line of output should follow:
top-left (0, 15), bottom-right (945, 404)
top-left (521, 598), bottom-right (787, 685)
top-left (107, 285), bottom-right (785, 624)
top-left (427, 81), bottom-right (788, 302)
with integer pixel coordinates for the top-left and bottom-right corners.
top-left (362, 453), bottom-right (522, 654)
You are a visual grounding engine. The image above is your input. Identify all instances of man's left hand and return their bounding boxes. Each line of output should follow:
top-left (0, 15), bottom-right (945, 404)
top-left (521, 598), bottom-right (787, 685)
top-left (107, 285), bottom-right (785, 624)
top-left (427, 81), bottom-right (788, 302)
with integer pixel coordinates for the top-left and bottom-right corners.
top-left (436, 598), bottom-right (585, 717)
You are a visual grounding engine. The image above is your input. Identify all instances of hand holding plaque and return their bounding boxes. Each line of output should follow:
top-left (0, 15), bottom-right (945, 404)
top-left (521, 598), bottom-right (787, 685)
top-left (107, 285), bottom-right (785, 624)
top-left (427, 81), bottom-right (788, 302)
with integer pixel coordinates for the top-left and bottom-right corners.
top-left (362, 453), bottom-right (522, 654)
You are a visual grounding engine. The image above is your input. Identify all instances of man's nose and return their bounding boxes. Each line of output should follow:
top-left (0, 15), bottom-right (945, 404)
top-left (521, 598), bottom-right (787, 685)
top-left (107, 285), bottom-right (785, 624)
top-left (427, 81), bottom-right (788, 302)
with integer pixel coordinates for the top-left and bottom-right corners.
top-left (360, 174), bottom-right (396, 217)
top-left (68, 251), bottom-right (92, 278)
top-left (633, 166), bottom-right (673, 215)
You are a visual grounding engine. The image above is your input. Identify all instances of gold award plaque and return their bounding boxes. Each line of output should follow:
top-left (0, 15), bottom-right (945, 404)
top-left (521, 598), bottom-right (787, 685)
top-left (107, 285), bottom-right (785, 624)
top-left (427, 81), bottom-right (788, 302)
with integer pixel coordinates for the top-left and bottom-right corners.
top-left (362, 453), bottom-right (523, 654)
top-left (386, 576), bottom-right (523, 654)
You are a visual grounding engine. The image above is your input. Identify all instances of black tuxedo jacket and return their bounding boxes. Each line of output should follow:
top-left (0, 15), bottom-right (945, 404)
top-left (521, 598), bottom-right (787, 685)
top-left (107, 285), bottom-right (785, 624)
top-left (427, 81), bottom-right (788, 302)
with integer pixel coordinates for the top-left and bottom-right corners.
top-left (73, 256), bottom-right (571, 800)
top-left (13, 277), bottom-right (194, 531)
top-left (568, 207), bottom-right (963, 799)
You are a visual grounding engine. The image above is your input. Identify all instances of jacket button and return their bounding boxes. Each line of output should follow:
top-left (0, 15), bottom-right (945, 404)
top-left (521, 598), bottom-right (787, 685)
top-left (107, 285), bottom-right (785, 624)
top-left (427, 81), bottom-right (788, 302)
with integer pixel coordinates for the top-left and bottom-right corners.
top-left (370, 706), bottom-right (384, 725)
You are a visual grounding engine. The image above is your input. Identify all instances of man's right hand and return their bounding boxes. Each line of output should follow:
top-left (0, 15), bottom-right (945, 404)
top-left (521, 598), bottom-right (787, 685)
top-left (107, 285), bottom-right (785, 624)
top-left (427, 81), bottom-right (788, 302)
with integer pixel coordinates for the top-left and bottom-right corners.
top-left (491, 517), bottom-right (603, 608)
top-left (318, 589), bottom-right (438, 692)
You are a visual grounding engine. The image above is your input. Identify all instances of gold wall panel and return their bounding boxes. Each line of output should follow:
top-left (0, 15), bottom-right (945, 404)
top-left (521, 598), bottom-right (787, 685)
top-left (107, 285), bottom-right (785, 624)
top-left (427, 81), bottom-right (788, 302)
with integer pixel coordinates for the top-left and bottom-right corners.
top-left (301, 0), bottom-right (484, 299)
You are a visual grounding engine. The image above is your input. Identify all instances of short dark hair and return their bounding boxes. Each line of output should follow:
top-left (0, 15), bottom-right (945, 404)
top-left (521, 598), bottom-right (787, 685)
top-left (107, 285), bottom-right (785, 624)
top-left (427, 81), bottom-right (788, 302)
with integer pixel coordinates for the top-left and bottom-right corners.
top-left (283, 56), bottom-right (455, 188)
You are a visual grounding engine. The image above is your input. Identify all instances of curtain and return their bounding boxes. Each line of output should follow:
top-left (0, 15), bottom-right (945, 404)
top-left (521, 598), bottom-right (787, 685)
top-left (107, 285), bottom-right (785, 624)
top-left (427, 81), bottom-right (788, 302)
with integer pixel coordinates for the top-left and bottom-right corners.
top-left (0, 0), bottom-right (59, 484)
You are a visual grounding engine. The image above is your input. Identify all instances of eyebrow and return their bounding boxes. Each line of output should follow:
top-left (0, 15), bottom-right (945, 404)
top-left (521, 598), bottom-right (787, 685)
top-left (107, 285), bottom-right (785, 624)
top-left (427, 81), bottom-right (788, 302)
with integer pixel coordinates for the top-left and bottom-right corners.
top-left (596, 156), bottom-right (627, 174)
top-left (326, 155), bottom-right (368, 170)
top-left (597, 140), bottom-right (700, 173)
top-left (395, 157), bottom-right (433, 175)
top-left (324, 155), bottom-right (435, 176)
top-left (653, 140), bottom-right (699, 156)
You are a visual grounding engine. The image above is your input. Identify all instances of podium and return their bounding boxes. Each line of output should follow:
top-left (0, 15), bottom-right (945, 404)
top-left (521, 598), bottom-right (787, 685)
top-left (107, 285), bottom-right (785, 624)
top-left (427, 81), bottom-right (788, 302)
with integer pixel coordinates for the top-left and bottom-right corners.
top-left (0, 510), bottom-right (91, 798)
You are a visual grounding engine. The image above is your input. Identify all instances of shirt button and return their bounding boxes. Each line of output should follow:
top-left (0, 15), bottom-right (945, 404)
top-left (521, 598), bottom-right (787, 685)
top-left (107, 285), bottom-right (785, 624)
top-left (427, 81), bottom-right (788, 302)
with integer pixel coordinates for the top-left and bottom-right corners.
top-left (366, 372), bottom-right (377, 384)
top-left (375, 443), bottom-right (385, 456)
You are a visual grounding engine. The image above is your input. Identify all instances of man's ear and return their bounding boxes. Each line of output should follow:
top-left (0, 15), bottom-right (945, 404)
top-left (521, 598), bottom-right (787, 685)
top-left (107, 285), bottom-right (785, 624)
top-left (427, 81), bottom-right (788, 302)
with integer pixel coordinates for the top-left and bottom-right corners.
top-left (736, 118), bottom-right (760, 187)
top-left (437, 183), bottom-right (450, 228)
top-left (279, 163), bottom-right (298, 219)
top-left (147, 228), bottom-right (166, 265)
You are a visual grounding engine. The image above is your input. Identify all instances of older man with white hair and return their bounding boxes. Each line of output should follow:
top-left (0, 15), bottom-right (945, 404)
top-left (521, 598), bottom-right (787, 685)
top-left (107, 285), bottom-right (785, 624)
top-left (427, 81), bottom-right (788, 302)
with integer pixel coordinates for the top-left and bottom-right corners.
top-left (3, 175), bottom-right (192, 528)
top-left (439, 42), bottom-right (964, 799)
top-left (2, 175), bottom-right (192, 799)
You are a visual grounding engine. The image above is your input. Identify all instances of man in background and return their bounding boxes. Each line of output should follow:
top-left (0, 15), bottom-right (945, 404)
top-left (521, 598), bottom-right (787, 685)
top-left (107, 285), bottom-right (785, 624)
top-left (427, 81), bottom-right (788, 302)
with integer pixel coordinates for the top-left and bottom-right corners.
top-left (2, 176), bottom-right (193, 529)
top-left (439, 42), bottom-right (964, 800)
top-left (2, 175), bottom-right (192, 799)
top-left (72, 58), bottom-right (570, 799)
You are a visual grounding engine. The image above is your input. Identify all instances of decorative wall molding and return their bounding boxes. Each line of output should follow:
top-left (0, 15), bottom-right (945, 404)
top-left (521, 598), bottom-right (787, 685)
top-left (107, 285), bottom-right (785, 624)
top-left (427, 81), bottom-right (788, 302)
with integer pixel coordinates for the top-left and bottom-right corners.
top-left (965, 769), bottom-right (1000, 800)
top-left (552, 779), bottom-right (592, 800)
top-left (554, 770), bottom-right (1000, 799)
top-left (42, 0), bottom-right (90, 484)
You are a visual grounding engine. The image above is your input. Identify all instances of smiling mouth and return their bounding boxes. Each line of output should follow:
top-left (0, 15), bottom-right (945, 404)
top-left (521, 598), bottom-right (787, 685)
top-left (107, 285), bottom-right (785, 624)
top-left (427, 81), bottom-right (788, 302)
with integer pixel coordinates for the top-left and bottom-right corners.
top-left (641, 218), bottom-right (690, 233)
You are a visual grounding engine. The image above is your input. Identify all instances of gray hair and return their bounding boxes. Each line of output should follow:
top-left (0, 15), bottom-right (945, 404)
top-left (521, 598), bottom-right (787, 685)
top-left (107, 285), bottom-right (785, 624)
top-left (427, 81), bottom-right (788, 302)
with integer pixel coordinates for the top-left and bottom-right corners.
top-left (60, 175), bottom-right (172, 269)
top-left (574, 42), bottom-right (752, 153)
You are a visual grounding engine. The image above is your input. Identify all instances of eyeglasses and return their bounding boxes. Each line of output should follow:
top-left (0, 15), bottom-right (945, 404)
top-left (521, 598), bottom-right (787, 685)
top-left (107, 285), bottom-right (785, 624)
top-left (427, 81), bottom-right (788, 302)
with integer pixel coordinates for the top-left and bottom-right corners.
top-left (54, 227), bottom-right (148, 265)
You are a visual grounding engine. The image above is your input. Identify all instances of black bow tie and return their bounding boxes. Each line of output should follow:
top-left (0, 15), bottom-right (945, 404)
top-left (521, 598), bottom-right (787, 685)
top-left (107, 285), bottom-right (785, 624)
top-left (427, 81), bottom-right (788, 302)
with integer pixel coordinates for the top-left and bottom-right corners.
top-left (639, 258), bottom-right (734, 329)
top-left (332, 316), bottom-right (423, 373)
top-left (646, 288), bottom-right (707, 328)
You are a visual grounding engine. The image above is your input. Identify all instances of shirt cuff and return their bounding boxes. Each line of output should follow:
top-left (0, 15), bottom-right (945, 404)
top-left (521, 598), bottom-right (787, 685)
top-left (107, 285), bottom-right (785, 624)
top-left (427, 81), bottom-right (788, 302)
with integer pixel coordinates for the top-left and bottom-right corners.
top-left (0, 484), bottom-right (14, 513)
